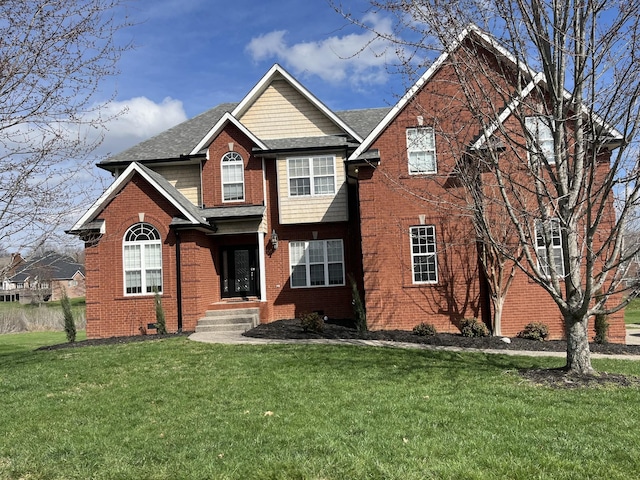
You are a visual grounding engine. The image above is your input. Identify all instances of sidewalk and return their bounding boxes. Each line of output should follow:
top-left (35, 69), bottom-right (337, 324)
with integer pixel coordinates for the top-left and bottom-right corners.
top-left (189, 327), bottom-right (640, 361)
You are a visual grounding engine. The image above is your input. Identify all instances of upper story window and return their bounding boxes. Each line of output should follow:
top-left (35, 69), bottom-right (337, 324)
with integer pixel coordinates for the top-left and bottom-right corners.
top-left (123, 223), bottom-right (162, 295)
top-left (535, 218), bottom-right (564, 277)
top-left (525, 116), bottom-right (555, 165)
top-left (410, 225), bottom-right (438, 284)
top-left (288, 156), bottom-right (336, 197)
top-left (289, 239), bottom-right (345, 288)
top-left (407, 127), bottom-right (437, 174)
top-left (221, 152), bottom-right (245, 202)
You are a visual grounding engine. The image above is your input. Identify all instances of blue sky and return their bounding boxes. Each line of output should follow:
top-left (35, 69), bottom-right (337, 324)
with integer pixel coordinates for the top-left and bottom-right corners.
top-left (93, 0), bottom-right (415, 160)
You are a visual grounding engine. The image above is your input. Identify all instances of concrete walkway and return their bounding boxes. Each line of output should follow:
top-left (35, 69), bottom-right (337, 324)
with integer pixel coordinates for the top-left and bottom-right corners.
top-left (189, 326), bottom-right (640, 361)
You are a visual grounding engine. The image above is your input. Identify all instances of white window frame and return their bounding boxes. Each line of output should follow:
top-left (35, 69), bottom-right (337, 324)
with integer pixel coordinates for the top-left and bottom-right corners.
top-left (407, 127), bottom-right (437, 174)
top-left (410, 225), bottom-right (438, 284)
top-left (287, 156), bottom-right (336, 197)
top-left (123, 223), bottom-right (163, 296)
top-left (289, 239), bottom-right (345, 288)
top-left (535, 218), bottom-right (565, 277)
top-left (525, 116), bottom-right (555, 165)
top-left (221, 151), bottom-right (245, 202)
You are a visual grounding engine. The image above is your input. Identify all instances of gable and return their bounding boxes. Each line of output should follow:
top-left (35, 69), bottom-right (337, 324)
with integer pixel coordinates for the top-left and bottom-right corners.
top-left (238, 77), bottom-right (344, 140)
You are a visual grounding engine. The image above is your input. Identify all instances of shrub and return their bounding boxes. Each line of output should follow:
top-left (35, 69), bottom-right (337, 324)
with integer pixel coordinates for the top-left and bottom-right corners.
top-left (517, 322), bottom-right (549, 341)
top-left (350, 276), bottom-right (367, 334)
top-left (61, 290), bottom-right (76, 343)
top-left (413, 322), bottom-right (437, 337)
top-left (460, 318), bottom-right (489, 337)
top-left (594, 313), bottom-right (609, 344)
top-left (300, 312), bottom-right (324, 333)
top-left (155, 291), bottom-right (167, 335)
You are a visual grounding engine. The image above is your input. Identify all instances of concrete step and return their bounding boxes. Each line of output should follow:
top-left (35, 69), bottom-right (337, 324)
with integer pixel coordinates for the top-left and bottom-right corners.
top-left (195, 308), bottom-right (259, 333)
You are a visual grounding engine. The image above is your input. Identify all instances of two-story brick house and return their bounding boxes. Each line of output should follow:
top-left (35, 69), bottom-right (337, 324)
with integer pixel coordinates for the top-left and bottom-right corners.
top-left (69, 25), bottom-right (626, 342)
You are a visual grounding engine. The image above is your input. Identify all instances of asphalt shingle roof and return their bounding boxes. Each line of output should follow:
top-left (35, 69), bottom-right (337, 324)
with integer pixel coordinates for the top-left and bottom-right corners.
top-left (11, 253), bottom-right (84, 282)
top-left (99, 103), bottom-right (391, 167)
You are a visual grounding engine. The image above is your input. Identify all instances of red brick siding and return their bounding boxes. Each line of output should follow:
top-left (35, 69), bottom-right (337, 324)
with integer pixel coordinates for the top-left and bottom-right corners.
top-left (202, 124), bottom-right (264, 207)
top-left (85, 174), bottom-right (179, 338)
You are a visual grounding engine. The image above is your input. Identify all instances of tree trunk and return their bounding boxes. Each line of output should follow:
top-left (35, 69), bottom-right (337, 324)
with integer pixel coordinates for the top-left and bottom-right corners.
top-left (565, 316), bottom-right (593, 374)
top-left (491, 295), bottom-right (504, 337)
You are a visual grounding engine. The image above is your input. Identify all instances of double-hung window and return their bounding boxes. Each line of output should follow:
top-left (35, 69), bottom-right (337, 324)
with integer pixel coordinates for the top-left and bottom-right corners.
top-left (123, 223), bottom-right (163, 295)
top-left (288, 156), bottom-right (336, 196)
top-left (535, 218), bottom-right (565, 277)
top-left (407, 127), bottom-right (437, 174)
top-left (289, 239), bottom-right (345, 288)
top-left (221, 152), bottom-right (245, 202)
top-left (410, 226), bottom-right (438, 283)
top-left (525, 116), bottom-right (555, 165)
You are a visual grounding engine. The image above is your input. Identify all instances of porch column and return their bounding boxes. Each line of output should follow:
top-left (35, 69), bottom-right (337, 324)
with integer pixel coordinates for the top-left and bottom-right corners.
top-left (258, 231), bottom-right (267, 302)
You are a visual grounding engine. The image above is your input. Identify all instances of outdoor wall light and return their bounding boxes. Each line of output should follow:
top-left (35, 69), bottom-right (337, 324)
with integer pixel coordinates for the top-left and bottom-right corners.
top-left (271, 229), bottom-right (279, 250)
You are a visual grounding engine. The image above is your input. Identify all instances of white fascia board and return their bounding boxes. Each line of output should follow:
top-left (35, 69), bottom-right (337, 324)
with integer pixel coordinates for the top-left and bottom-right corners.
top-left (70, 162), bottom-right (201, 231)
top-left (190, 112), bottom-right (268, 155)
top-left (349, 24), bottom-right (540, 161)
top-left (69, 162), bottom-right (140, 231)
top-left (471, 72), bottom-right (544, 150)
top-left (349, 46), bottom-right (453, 161)
top-left (232, 64), bottom-right (364, 143)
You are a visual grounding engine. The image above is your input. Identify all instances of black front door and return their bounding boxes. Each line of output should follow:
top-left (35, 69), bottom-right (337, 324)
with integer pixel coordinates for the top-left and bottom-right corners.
top-left (221, 246), bottom-right (259, 298)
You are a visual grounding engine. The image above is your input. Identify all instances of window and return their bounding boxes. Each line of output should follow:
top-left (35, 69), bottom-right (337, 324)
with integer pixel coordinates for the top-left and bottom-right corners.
top-left (123, 223), bottom-right (163, 295)
top-left (289, 239), bottom-right (345, 288)
top-left (410, 226), bottom-right (438, 283)
top-left (525, 116), bottom-right (555, 164)
top-left (407, 127), bottom-right (436, 174)
top-left (287, 156), bottom-right (336, 196)
top-left (535, 219), bottom-right (565, 277)
top-left (221, 152), bottom-right (245, 202)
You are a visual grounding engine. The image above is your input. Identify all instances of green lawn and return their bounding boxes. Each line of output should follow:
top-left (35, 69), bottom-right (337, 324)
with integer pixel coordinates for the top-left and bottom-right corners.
top-left (625, 297), bottom-right (640, 325)
top-left (0, 335), bottom-right (639, 479)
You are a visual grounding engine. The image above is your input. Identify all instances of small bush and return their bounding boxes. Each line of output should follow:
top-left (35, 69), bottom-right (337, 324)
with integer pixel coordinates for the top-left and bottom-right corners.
top-left (350, 276), bottom-right (367, 334)
top-left (517, 322), bottom-right (549, 341)
top-left (594, 313), bottom-right (609, 344)
top-left (61, 290), bottom-right (76, 343)
top-left (413, 322), bottom-right (437, 337)
top-left (460, 318), bottom-right (489, 337)
top-left (300, 312), bottom-right (324, 333)
top-left (155, 291), bottom-right (167, 335)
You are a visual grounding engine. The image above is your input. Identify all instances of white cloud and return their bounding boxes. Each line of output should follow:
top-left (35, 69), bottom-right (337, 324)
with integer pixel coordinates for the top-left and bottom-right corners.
top-left (245, 13), bottom-right (399, 87)
top-left (95, 96), bottom-right (188, 157)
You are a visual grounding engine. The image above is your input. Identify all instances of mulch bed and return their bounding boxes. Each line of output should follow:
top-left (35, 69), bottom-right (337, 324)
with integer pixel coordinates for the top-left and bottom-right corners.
top-left (243, 318), bottom-right (640, 356)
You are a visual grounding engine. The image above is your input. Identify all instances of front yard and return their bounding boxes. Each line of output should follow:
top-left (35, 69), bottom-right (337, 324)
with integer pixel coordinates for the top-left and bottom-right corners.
top-left (0, 333), bottom-right (639, 479)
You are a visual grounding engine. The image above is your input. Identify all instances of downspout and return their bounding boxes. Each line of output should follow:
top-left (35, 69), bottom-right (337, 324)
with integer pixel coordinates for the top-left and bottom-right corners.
top-left (175, 229), bottom-right (183, 332)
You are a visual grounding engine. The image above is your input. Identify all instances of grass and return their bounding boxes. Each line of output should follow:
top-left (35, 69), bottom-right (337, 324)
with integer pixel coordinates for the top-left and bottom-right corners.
top-left (0, 335), bottom-right (639, 479)
top-left (625, 297), bottom-right (640, 325)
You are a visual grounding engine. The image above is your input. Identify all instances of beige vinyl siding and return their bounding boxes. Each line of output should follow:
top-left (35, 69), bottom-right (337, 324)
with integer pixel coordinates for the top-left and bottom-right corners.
top-left (239, 78), bottom-right (342, 140)
top-left (277, 154), bottom-right (348, 224)
top-left (153, 165), bottom-right (201, 206)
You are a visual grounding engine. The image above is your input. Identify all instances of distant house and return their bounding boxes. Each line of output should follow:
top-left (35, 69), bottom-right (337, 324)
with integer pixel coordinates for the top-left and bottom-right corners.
top-left (0, 254), bottom-right (25, 301)
top-left (7, 253), bottom-right (85, 303)
top-left (68, 25), bottom-right (625, 342)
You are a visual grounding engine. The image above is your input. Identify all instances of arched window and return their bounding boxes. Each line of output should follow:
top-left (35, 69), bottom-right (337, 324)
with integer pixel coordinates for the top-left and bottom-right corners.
top-left (221, 151), bottom-right (245, 202)
top-left (123, 223), bottom-right (162, 295)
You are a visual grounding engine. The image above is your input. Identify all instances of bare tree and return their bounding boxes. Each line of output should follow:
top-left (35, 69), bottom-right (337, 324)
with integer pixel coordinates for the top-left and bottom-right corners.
top-left (336, 0), bottom-right (640, 373)
top-left (0, 0), bottom-right (130, 252)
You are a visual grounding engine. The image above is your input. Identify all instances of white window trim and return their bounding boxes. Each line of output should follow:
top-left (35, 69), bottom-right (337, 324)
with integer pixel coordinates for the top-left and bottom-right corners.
top-left (123, 223), bottom-right (163, 296)
top-left (535, 218), bottom-right (565, 277)
top-left (525, 116), bottom-right (555, 165)
top-left (410, 225), bottom-right (438, 284)
top-left (287, 155), bottom-right (337, 197)
top-left (289, 239), bottom-right (345, 288)
top-left (407, 127), bottom-right (437, 175)
top-left (221, 151), bottom-right (245, 203)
